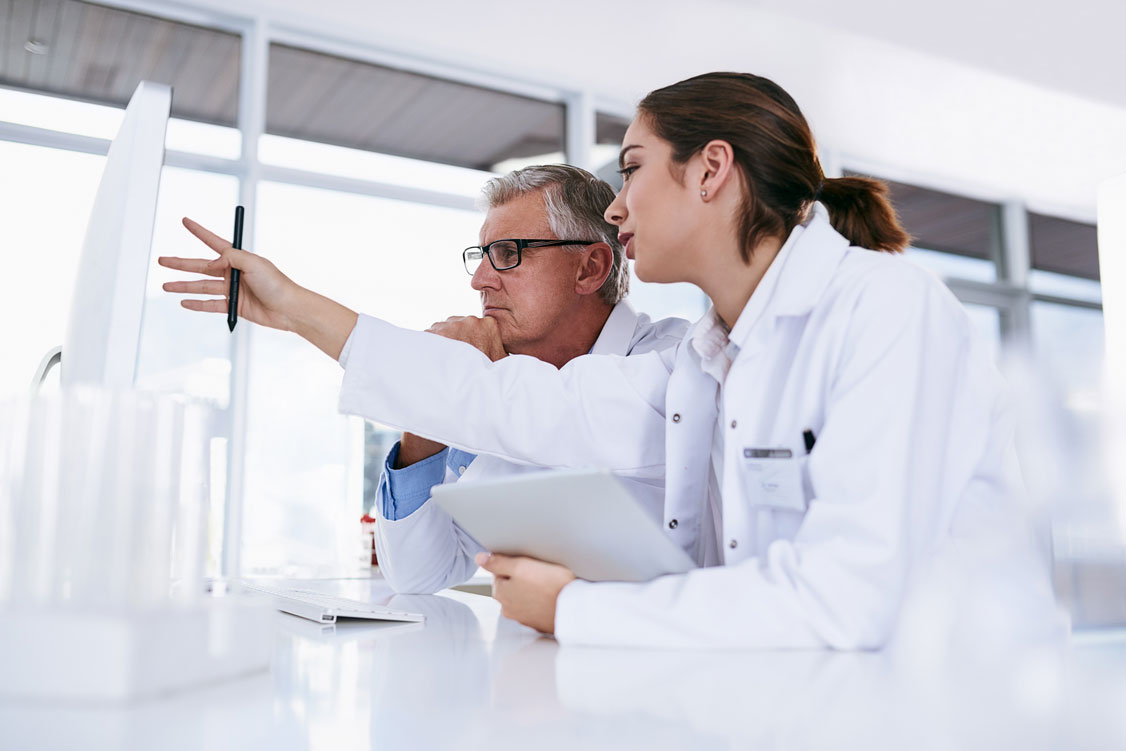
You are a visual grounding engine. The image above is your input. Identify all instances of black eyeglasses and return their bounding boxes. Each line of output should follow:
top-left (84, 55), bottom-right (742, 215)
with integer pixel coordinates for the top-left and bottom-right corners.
top-left (462, 238), bottom-right (598, 275)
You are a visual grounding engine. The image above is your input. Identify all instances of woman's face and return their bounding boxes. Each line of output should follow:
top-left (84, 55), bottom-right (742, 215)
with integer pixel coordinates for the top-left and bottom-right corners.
top-left (603, 116), bottom-right (704, 285)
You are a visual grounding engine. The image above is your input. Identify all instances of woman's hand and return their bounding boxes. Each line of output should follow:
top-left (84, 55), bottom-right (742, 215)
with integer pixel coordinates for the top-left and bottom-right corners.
top-left (476, 552), bottom-right (576, 634)
top-left (159, 217), bottom-right (302, 332)
top-left (160, 217), bottom-right (358, 360)
top-left (426, 315), bottom-right (507, 361)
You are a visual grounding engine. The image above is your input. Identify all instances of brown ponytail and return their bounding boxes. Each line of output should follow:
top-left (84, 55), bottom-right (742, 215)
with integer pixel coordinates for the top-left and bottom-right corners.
top-left (638, 73), bottom-right (910, 259)
top-left (817, 176), bottom-right (910, 253)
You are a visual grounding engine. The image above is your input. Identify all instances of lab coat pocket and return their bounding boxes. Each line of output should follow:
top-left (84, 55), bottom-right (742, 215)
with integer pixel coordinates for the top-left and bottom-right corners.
top-left (740, 448), bottom-right (807, 513)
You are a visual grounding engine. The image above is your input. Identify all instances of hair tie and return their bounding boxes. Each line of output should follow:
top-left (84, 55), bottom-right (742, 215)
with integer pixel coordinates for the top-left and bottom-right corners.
top-left (812, 181), bottom-right (825, 202)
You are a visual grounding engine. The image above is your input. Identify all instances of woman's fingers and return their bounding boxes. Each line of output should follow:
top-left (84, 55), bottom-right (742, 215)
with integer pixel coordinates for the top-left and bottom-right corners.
top-left (163, 279), bottom-right (227, 296)
top-left (180, 298), bottom-right (228, 313)
top-left (182, 217), bottom-right (233, 254)
top-left (157, 255), bottom-right (226, 277)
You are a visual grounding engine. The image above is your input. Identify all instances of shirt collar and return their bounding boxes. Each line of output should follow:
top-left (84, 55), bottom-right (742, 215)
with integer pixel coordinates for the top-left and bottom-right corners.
top-left (590, 299), bottom-right (641, 356)
top-left (688, 307), bottom-right (738, 383)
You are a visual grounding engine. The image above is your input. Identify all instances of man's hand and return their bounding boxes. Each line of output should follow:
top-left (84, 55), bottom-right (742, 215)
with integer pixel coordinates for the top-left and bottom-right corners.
top-left (160, 217), bottom-right (358, 360)
top-left (476, 552), bottom-right (576, 634)
top-left (396, 432), bottom-right (448, 468)
top-left (426, 316), bottom-right (506, 361)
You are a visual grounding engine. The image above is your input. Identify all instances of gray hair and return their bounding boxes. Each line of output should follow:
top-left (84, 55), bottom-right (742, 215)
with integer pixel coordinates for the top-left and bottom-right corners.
top-left (481, 164), bottom-right (628, 305)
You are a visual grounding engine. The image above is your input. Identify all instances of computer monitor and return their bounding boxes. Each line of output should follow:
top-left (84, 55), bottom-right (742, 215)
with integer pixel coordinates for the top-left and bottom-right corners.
top-left (59, 80), bottom-right (171, 388)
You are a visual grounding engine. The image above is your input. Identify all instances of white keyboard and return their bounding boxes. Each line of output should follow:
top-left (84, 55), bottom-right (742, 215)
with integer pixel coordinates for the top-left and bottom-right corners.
top-left (241, 582), bottom-right (425, 625)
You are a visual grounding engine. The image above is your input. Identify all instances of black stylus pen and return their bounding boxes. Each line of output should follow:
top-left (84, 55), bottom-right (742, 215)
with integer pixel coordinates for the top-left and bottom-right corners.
top-left (228, 205), bottom-right (244, 332)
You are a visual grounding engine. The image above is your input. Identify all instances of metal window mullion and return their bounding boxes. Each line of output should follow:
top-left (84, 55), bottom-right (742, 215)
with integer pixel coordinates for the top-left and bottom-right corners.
top-left (1030, 293), bottom-right (1103, 312)
top-left (0, 120), bottom-right (109, 156)
top-left (163, 150), bottom-right (242, 176)
top-left (1000, 200), bottom-right (1033, 352)
top-left (256, 163), bottom-right (478, 212)
top-left (91, 0), bottom-right (249, 35)
top-left (221, 17), bottom-right (268, 581)
top-left (565, 90), bottom-right (594, 171)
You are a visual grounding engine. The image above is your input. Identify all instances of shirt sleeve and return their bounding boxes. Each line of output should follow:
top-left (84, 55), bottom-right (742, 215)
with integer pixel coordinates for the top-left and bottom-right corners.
top-left (378, 442), bottom-right (450, 520)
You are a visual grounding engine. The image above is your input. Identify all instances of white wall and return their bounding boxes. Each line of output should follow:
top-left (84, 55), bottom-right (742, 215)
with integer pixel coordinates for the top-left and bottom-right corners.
top-left (137, 0), bottom-right (1126, 218)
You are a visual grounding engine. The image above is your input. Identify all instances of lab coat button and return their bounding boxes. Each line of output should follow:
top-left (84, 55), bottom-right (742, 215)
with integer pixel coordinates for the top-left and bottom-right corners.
top-left (668, 519), bottom-right (678, 529)
top-left (729, 539), bottom-right (738, 549)
top-left (671, 413), bottom-right (681, 423)
top-left (730, 420), bottom-right (737, 429)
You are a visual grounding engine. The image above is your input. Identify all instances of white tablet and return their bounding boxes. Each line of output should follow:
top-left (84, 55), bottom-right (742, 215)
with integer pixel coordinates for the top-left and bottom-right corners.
top-left (431, 469), bottom-right (696, 583)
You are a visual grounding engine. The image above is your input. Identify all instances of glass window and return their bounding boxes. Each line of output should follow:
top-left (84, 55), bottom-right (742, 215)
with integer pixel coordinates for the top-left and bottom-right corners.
top-left (242, 181), bottom-right (483, 576)
top-left (0, 85), bottom-right (123, 139)
top-left (627, 266), bottom-right (707, 324)
top-left (0, 87), bottom-right (242, 159)
top-left (905, 247), bottom-right (998, 283)
top-left (164, 118), bottom-right (241, 160)
top-left (1030, 302), bottom-right (1104, 416)
top-left (0, 140), bottom-right (104, 398)
top-left (847, 172), bottom-right (1001, 282)
top-left (259, 135), bottom-right (492, 198)
top-left (136, 166), bottom-right (239, 406)
top-left (0, 0), bottom-right (240, 127)
top-left (266, 44), bottom-right (566, 173)
top-left (962, 302), bottom-right (1003, 362)
top-left (593, 112), bottom-right (631, 190)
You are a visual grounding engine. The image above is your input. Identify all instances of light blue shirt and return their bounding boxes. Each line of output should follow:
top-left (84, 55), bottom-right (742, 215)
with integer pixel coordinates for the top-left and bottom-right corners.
top-left (378, 442), bottom-right (478, 520)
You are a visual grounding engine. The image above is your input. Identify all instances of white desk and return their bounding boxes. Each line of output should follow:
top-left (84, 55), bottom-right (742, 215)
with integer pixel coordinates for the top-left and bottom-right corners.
top-left (2, 577), bottom-right (1125, 750)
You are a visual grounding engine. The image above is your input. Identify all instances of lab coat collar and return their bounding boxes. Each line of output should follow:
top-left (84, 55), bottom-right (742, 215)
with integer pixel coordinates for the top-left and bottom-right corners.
top-left (769, 202), bottom-right (851, 319)
top-left (720, 202), bottom-right (850, 350)
top-left (590, 299), bottom-right (641, 356)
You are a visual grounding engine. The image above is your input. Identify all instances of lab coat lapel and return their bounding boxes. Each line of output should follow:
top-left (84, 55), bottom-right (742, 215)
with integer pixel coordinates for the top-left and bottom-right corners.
top-left (663, 337), bottom-right (721, 564)
top-left (589, 301), bottom-right (641, 356)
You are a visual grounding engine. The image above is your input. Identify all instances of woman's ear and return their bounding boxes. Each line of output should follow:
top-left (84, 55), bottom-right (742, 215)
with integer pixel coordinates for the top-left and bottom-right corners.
top-left (575, 243), bottom-right (613, 296)
top-left (698, 139), bottom-right (736, 199)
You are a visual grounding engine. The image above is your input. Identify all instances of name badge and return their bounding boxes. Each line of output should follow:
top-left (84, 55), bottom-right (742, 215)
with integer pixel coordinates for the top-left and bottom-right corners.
top-left (741, 447), bottom-right (806, 512)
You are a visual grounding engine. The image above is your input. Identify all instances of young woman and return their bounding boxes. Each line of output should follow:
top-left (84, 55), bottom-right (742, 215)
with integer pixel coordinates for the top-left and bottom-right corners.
top-left (162, 72), bottom-right (1060, 649)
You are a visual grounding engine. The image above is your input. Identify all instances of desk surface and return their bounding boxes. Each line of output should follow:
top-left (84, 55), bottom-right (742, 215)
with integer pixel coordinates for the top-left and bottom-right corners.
top-left (3, 577), bottom-right (1125, 750)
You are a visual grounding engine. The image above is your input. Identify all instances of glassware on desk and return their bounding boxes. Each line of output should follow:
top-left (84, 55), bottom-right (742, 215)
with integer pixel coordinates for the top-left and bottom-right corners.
top-left (0, 387), bottom-right (271, 701)
top-left (0, 388), bottom-right (211, 609)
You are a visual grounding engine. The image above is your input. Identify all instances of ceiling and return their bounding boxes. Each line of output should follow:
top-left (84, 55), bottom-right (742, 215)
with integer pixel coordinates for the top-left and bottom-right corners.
top-left (737, 0), bottom-right (1126, 109)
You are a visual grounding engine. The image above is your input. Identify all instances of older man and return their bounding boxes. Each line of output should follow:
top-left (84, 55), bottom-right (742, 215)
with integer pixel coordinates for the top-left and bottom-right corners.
top-left (374, 165), bottom-right (687, 594)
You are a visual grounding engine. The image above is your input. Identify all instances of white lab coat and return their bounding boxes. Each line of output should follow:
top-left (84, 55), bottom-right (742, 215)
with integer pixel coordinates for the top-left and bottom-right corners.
top-left (339, 204), bottom-right (1061, 650)
top-left (373, 301), bottom-right (688, 594)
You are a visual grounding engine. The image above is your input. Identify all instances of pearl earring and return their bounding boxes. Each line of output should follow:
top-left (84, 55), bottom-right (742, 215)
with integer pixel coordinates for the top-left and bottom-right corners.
top-left (700, 188), bottom-right (708, 198)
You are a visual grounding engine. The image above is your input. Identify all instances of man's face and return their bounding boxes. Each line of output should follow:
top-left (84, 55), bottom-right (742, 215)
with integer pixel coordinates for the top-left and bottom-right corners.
top-left (472, 191), bottom-right (586, 354)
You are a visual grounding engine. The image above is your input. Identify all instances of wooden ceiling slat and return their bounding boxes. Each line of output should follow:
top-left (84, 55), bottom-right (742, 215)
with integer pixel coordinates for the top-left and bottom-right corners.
top-left (873, 177), bottom-right (1000, 260)
top-left (45, 0), bottom-right (81, 86)
top-left (3, 0), bottom-right (34, 82)
top-left (0, 0), bottom-right (239, 126)
top-left (264, 43), bottom-right (565, 171)
top-left (1029, 213), bottom-right (1100, 280)
top-left (23, 0), bottom-right (61, 87)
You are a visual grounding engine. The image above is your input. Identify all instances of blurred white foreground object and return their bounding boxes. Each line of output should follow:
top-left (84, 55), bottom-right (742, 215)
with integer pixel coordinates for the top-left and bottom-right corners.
top-left (0, 389), bottom-right (270, 701)
top-left (1098, 173), bottom-right (1126, 537)
top-left (58, 80), bottom-right (168, 389)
